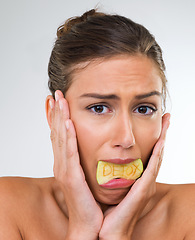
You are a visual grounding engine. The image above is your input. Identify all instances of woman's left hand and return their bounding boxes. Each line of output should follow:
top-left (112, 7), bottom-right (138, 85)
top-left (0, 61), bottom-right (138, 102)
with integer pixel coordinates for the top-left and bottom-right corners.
top-left (99, 113), bottom-right (170, 240)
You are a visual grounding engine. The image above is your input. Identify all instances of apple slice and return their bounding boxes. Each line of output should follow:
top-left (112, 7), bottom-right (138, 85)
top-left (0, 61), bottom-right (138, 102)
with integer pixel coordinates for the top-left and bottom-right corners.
top-left (96, 159), bottom-right (143, 185)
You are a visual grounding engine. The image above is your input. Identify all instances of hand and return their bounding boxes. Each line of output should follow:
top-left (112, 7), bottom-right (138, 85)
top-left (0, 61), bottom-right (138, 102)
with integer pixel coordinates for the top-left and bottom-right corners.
top-left (49, 90), bottom-right (103, 240)
top-left (99, 113), bottom-right (170, 240)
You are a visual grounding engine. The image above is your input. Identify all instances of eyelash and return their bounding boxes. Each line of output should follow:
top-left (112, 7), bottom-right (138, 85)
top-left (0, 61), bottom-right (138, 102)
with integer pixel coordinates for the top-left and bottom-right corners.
top-left (134, 105), bottom-right (157, 115)
top-left (86, 104), bottom-right (157, 116)
top-left (86, 104), bottom-right (111, 115)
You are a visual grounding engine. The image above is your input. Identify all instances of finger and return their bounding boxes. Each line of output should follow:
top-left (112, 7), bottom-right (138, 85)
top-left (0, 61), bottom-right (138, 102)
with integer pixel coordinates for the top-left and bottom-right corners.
top-left (59, 98), bottom-right (70, 120)
top-left (143, 113), bottom-right (171, 180)
top-left (50, 94), bottom-right (61, 147)
top-left (57, 99), bottom-right (68, 151)
top-left (57, 96), bottom-right (70, 163)
top-left (51, 91), bottom-right (69, 175)
top-left (55, 90), bottom-right (70, 128)
top-left (156, 146), bottom-right (164, 176)
top-left (51, 91), bottom-right (69, 149)
top-left (155, 113), bottom-right (170, 150)
top-left (55, 89), bottom-right (65, 101)
top-left (50, 101), bottom-right (63, 177)
top-left (63, 119), bottom-right (88, 193)
top-left (65, 119), bottom-right (81, 169)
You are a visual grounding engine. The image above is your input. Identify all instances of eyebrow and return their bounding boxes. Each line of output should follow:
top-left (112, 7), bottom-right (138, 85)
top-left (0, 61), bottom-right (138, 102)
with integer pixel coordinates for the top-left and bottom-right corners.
top-left (135, 91), bottom-right (162, 99)
top-left (79, 93), bottom-right (120, 100)
top-left (79, 91), bottom-right (162, 100)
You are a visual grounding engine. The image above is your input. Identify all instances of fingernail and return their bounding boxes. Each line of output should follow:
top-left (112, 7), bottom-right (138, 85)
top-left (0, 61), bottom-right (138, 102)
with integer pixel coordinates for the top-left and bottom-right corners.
top-left (49, 99), bottom-right (54, 109)
top-left (65, 120), bottom-right (70, 130)
top-left (55, 91), bottom-right (59, 101)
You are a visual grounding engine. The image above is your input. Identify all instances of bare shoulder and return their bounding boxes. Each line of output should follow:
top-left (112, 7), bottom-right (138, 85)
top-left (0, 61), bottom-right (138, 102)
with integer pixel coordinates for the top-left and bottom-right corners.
top-left (0, 176), bottom-right (54, 207)
top-left (166, 183), bottom-right (195, 239)
top-left (168, 183), bottom-right (195, 213)
top-left (0, 177), bottom-right (55, 239)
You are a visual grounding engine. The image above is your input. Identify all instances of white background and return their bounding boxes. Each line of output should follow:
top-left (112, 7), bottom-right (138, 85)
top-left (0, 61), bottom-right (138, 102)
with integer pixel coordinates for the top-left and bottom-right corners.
top-left (0, 0), bottom-right (195, 184)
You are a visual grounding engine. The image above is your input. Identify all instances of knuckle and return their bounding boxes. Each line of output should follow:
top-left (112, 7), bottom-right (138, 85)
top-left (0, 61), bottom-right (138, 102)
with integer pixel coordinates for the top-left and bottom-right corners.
top-left (55, 104), bottom-right (59, 113)
top-left (50, 129), bottom-right (66, 148)
top-left (66, 148), bottom-right (74, 158)
top-left (58, 137), bottom-right (65, 148)
top-left (147, 168), bottom-right (156, 179)
top-left (156, 151), bottom-right (161, 158)
top-left (50, 129), bottom-right (57, 142)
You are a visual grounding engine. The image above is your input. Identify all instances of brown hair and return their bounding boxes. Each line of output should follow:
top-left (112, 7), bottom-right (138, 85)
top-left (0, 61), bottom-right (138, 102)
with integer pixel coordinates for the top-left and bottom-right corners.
top-left (48, 9), bottom-right (167, 109)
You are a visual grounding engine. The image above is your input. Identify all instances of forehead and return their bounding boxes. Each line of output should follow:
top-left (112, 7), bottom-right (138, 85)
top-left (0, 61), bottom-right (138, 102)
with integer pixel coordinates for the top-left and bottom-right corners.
top-left (67, 55), bottom-right (162, 97)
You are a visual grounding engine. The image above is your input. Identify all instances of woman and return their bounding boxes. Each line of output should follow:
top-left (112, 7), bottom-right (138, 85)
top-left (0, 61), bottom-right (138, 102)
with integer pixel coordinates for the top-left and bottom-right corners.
top-left (0, 9), bottom-right (194, 240)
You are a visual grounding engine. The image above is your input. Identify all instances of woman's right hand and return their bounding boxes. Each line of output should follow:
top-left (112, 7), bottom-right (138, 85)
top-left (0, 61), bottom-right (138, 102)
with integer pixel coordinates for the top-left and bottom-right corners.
top-left (49, 90), bottom-right (103, 240)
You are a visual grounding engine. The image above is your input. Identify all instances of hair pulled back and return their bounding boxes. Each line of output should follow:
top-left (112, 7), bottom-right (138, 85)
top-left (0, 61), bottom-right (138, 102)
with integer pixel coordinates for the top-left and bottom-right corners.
top-left (48, 9), bottom-right (167, 108)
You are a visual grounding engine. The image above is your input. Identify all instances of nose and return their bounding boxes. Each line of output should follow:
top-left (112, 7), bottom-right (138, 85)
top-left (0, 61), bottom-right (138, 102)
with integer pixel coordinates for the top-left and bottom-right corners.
top-left (111, 113), bottom-right (135, 149)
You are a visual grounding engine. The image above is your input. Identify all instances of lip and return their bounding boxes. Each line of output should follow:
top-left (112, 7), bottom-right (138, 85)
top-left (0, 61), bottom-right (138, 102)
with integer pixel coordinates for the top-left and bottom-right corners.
top-left (100, 178), bottom-right (135, 189)
top-left (100, 158), bottom-right (137, 164)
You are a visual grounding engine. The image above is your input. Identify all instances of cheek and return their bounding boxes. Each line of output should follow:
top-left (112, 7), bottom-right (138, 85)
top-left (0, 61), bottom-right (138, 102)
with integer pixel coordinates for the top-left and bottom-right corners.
top-left (70, 113), bottom-right (107, 160)
top-left (71, 117), bottom-right (103, 166)
top-left (74, 122), bottom-right (95, 156)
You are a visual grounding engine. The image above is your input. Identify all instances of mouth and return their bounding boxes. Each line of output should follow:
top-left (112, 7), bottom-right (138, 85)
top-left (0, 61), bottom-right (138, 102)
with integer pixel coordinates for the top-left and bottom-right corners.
top-left (96, 159), bottom-right (143, 188)
top-left (99, 178), bottom-right (135, 189)
top-left (100, 158), bottom-right (137, 164)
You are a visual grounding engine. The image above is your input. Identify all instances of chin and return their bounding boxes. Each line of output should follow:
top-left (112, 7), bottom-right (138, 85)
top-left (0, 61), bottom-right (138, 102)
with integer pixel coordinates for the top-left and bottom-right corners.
top-left (94, 187), bottom-right (131, 205)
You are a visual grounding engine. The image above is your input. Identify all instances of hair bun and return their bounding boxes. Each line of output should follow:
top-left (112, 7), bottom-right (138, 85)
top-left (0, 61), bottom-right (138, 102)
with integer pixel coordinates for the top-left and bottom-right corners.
top-left (57, 9), bottom-right (104, 38)
top-left (80, 9), bottom-right (96, 21)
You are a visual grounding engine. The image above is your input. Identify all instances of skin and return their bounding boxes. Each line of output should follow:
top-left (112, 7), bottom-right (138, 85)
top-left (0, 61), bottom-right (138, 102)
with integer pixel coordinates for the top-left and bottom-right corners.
top-left (0, 55), bottom-right (195, 239)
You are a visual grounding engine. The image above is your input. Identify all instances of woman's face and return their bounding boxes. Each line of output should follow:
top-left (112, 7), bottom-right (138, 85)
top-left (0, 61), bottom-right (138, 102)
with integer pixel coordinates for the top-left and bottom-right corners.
top-left (65, 55), bottom-right (163, 205)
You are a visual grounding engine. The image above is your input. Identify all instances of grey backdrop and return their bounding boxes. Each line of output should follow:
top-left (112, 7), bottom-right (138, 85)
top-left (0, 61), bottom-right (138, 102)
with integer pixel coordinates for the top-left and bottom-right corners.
top-left (0, 0), bottom-right (195, 183)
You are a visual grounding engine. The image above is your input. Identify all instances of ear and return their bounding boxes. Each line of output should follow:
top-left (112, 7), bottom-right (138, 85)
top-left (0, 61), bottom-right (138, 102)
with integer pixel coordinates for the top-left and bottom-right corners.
top-left (45, 95), bottom-right (54, 130)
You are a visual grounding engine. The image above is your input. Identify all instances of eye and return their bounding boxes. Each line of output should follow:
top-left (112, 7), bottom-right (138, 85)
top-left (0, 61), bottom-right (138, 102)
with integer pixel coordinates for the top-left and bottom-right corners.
top-left (87, 105), bottom-right (111, 114)
top-left (134, 106), bottom-right (157, 115)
